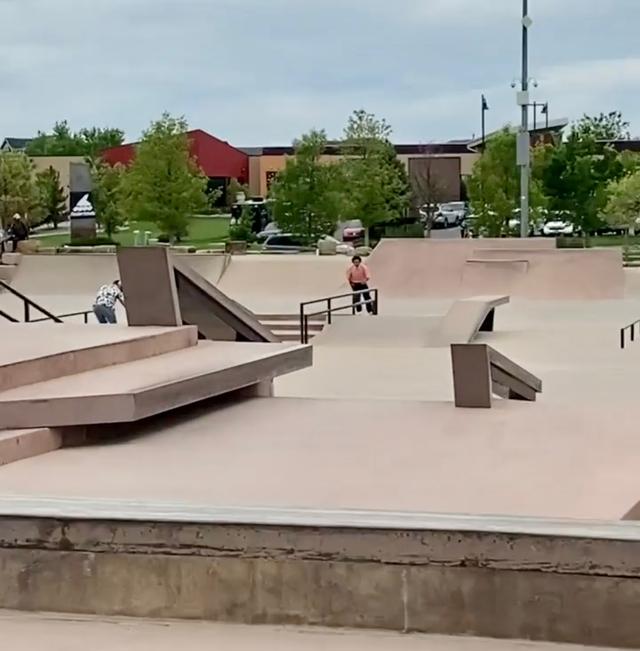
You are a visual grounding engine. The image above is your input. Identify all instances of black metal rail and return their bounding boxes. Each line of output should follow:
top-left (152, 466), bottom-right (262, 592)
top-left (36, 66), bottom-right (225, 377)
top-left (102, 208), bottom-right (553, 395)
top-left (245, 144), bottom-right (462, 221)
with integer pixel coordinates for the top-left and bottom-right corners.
top-left (0, 280), bottom-right (91, 324)
top-left (620, 319), bottom-right (640, 349)
top-left (299, 288), bottom-right (379, 344)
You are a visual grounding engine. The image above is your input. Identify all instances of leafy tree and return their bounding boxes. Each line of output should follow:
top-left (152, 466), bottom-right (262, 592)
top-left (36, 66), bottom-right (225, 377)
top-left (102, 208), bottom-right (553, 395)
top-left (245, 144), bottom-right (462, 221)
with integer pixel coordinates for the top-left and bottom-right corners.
top-left (0, 152), bottom-right (38, 227)
top-left (26, 121), bottom-right (124, 158)
top-left (35, 166), bottom-right (67, 228)
top-left (119, 114), bottom-right (209, 242)
top-left (271, 130), bottom-right (345, 243)
top-left (468, 128), bottom-right (546, 236)
top-left (539, 127), bottom-right (623, 238)
top-left (91, 160), bottom-right (125, 239)
top-left (226, 177), bottom-right (251, 208)
top-left (341, 110), bottom-right (411, 241)
top-left (572, 111), bottom-right (630, 141)
top-left (604, 170), bottom-right (640, 232)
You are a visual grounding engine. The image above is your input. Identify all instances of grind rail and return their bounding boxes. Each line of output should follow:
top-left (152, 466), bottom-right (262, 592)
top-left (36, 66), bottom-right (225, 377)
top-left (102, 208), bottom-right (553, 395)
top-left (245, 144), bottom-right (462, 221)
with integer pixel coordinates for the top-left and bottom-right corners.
top-left (299, 288), bottom-right (379, 344)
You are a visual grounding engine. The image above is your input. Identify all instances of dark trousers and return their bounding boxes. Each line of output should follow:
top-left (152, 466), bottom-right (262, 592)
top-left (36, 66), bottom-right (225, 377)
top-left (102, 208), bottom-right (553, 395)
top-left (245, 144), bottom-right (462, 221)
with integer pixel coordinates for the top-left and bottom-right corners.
top-left (351, 283), bottom-right (373, 313)
top-left (93, 304), bottom-right (117, 324)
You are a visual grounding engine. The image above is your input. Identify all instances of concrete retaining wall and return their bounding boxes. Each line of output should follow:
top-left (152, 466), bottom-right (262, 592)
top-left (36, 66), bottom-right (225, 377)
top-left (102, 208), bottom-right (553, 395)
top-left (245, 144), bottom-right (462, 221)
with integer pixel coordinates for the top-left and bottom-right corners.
top-left (1, 512), bottom-right (640, 647)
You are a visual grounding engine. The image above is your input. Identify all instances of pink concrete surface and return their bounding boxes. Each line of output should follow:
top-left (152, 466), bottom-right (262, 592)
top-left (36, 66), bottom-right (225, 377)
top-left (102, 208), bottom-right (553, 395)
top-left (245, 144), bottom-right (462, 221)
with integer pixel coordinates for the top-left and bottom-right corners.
top-left (367, 240), bottom-right (624, 300)
top-left (0, 324), bottom-right (197, 391)
top-left (0, 428), bottom-right (61, 466)
top-left (1, 612), bottom-right (612, 651)
top-left (0, 397), bottom-right (638, 520)
top-left (0, 341), bottom-right (311, 428)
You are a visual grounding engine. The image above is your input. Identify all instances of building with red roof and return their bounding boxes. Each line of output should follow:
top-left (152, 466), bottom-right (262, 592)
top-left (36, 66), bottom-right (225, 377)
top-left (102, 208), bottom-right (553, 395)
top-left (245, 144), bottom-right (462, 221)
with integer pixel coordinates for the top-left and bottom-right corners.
top-left (102, 129), bottom-right (249, 204)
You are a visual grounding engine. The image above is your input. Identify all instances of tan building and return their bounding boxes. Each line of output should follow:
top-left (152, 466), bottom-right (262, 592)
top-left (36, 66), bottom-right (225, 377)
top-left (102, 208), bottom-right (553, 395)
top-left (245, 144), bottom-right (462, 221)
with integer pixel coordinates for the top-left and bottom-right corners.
top-left (30, 156), bottom-right (87, 210)
top-left (243, 143), bottom-right (479, 204)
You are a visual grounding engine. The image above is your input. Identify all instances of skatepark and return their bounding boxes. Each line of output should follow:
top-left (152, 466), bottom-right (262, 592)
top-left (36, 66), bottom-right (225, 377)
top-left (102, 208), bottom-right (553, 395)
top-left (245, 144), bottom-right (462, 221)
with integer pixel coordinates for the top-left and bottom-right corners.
top-left (2, 239), bottom-right (640, 649)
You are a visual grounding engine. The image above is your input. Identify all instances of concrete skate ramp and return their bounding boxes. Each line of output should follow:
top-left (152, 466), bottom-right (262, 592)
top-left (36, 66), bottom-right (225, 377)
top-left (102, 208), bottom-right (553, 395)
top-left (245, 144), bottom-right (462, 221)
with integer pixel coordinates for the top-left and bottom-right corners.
top-left (466, 248), bottom-right (625, 300)
top-left (315, 296), bottom-right (509, 348)
top-left (217, 255), bottom-right (350, 313)
top-left (117, 248), bottom-right (278, 342)
top-left (313, 315), bottom-right (441, 347)
top-left (367, 239), bottom-right (623, 300)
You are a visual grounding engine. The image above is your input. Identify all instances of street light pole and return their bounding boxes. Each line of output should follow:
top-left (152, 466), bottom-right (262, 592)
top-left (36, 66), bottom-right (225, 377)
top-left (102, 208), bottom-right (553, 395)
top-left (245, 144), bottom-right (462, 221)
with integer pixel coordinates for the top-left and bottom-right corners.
top-left (519, 0), bottom-right (530, 239)
top-left (481, 94), bottom-right (489, 147)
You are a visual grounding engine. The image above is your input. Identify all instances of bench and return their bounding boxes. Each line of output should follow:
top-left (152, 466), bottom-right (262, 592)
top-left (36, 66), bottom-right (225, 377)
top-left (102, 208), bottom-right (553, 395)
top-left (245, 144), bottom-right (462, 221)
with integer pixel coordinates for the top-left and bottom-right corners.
top-left (450, 343), bottom-right (542, 408)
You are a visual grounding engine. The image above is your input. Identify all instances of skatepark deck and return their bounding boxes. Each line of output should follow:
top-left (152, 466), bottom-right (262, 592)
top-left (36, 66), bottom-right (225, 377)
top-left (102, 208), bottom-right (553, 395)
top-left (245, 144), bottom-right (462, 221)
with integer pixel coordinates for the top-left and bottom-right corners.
top-left (2, 245), bottom-right (640, 647)
top-left (1, 612), bottom-right (614, 651)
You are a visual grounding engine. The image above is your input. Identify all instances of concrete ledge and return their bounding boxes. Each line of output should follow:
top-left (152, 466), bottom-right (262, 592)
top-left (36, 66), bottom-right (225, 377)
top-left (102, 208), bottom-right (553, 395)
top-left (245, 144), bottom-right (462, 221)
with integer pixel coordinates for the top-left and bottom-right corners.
top-left (1, 504), bottom-right (640, 647)
top-left (0, 265), bottom-right (17, 283)
top-left (0, 428), bottom-right (62, 466)
top-left (0, 342), bottom-right (312, 428)
top-left (1, 252), bottom-right (22, 265)
top-left (0, 326), bottom-right (198, 392)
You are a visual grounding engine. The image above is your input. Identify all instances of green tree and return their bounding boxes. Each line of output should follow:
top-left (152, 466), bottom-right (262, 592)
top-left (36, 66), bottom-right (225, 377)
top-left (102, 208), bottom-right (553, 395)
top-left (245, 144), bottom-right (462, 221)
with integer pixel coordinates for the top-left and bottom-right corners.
top-left (540, 127), bottom-right (623, 239)
top-left (35, 166), bottom-right (67, 228)
top-left (572, 111), bottom-right (630, 141)
top-left (341, 110), bottom-right (411, 242)
top-left (0, 152), bottom-right (38, 227)
top-left (91, 161), bottom-right (125, 239)
top-left (120, 114), bottom-right (209, 242)
top-left (27, 121), bottom-right (124, 158)
top-left (226, 177), bottom-right (251, 208)
top-left (604, 170), bottom-right (640, 233)
top-left (270, 130), bottom-right (344, 243)
top-left (468, 128), bottom-right (546, 236)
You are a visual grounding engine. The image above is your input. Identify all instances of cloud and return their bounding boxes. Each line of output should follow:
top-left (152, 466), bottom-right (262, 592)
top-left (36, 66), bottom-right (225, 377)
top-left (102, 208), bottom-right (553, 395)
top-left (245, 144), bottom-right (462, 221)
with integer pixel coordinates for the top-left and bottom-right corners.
top-left (0, 0), bottom-right (639, 144)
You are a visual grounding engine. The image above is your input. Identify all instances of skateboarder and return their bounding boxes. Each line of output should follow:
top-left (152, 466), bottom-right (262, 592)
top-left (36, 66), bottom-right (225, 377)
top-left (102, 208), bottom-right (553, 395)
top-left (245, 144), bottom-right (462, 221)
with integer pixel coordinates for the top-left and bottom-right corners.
top-left (347, 255), bottom-right (374, 314)
top-left (93, 280), bottom-right (125, 324)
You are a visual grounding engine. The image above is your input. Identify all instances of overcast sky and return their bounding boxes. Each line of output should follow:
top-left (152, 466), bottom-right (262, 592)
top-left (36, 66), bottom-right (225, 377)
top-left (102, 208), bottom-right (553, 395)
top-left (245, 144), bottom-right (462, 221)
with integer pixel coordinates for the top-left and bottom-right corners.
top-left (1, 0), bottom-right (639, 146)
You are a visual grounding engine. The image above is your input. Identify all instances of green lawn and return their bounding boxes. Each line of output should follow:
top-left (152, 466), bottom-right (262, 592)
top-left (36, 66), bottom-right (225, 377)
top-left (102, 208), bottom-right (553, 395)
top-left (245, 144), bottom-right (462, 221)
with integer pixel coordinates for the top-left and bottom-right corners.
top-left (37, 217), bottom-right (230, 250)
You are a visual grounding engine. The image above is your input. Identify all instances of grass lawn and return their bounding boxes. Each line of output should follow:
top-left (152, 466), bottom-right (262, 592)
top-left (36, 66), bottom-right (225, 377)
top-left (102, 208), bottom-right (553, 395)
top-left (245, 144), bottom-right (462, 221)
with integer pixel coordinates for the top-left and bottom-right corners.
top-left (36, 217), bottom-right (230, 250)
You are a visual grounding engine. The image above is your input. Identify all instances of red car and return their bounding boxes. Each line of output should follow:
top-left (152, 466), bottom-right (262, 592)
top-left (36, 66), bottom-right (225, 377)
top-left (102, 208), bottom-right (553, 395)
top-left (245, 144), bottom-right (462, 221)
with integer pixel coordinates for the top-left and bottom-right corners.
top-left (342, 219), bottom-right (365, 242)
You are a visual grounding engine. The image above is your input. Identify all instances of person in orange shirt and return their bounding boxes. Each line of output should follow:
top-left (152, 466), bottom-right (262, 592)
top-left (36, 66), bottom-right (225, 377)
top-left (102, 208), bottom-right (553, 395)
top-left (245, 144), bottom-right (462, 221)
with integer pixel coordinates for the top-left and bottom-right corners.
top-left (346, 255), bottom-right (374, 314)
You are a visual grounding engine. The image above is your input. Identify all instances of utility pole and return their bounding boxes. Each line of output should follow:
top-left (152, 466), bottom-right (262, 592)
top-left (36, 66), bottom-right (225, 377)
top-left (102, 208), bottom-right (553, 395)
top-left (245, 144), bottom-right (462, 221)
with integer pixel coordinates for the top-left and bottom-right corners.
top-left (518, 0), bottom-right (531, 239)
top-left (481, 94), bottom-right (489, 147)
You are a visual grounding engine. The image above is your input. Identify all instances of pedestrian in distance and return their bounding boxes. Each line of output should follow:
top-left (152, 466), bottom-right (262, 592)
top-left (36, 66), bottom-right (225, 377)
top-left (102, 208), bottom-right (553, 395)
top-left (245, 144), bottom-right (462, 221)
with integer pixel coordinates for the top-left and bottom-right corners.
top-left (347, 255), bottom-right (374, 314)
top-left (0, 214), bottom-right (29, 255)
top-left (93, 280), bottom-right (125, 324)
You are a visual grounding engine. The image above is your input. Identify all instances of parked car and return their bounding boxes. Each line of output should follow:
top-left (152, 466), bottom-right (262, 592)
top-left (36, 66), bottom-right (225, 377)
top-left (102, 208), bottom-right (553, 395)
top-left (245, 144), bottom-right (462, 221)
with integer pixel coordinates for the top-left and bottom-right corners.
top-left (262, 233), bottom-right (313, 252)
top-left (256, 222), bottom-right (281, 241)
top-left (341, 219), bottom-right (365, 242)
top-left (542, 220), bottom-right (575, 237)
top-left (433, 202), bottom-right (467, 229)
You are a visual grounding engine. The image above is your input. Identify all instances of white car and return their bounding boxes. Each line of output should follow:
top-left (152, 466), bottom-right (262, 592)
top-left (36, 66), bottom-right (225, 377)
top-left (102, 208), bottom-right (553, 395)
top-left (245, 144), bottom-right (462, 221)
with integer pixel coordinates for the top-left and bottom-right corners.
top-left (542, 220), bottom-right (575, 237)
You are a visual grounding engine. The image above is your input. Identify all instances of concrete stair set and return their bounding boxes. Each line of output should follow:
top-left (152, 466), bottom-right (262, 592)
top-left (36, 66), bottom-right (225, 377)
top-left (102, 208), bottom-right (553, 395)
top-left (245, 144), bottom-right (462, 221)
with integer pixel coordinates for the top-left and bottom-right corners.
top-left (258, 313), bottom-right (326, 342)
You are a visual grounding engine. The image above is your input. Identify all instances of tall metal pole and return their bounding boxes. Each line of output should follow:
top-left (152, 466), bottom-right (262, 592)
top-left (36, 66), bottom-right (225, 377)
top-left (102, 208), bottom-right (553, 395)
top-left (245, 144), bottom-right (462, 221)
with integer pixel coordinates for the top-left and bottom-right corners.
top-left (519, 0), bottom-right (530, 239)
top-left (481, 95), bottom-right (487, 147)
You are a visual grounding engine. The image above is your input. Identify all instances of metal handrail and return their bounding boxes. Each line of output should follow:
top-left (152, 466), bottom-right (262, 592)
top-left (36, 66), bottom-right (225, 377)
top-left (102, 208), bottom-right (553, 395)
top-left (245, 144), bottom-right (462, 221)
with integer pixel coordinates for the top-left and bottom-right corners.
top-left (620, 320), bottom-right (640, 349)
top-left (299, 288), bottom-right (379, 344)
top-left (0, 279), bottom-right (63, 323)
top-left (30, 310), bottom-right (92, 324)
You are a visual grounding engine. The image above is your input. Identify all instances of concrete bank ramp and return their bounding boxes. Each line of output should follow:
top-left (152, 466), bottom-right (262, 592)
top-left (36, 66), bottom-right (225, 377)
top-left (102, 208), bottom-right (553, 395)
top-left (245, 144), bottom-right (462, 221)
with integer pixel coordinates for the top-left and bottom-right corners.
top-left (117, 247), bottom-right (278, 342)
top-left (314, 296), bottom-right (509, 348)
top-left (368, 239), bottom-right (624, 300)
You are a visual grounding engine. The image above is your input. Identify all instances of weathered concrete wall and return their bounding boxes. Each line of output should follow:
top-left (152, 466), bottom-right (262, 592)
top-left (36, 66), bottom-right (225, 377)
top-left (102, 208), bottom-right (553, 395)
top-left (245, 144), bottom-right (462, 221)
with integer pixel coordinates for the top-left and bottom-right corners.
top-left (1, 516), bottom-right (640, 647)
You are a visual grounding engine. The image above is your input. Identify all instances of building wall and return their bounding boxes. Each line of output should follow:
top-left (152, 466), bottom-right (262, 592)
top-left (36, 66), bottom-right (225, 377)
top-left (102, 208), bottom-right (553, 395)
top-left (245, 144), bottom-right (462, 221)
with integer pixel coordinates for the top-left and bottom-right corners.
top-left (250, 151), bottom-right (478, 203)
top-left (31, 156), bottom-right (86, 210)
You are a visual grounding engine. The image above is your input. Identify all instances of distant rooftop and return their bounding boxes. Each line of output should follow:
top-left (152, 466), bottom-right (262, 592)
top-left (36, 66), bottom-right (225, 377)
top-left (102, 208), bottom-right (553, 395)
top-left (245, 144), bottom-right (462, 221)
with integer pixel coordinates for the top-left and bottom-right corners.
top-left (0, 137), bottom-right (33, 152)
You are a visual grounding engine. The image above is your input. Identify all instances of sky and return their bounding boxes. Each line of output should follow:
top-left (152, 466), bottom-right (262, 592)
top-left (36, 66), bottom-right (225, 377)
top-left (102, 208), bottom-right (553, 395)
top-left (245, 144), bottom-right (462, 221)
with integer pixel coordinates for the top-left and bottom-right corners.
top-left (1, 0), bottom-right (639, 146)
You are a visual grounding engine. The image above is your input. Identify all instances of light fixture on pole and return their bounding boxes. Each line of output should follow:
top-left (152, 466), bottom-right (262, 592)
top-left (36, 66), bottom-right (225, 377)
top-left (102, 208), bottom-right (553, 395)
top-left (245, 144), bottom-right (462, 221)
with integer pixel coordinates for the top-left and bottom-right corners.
top-left (518, 0), bottom-right (531, 239)
top-left (481, 94), bottom-right (490, 147)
